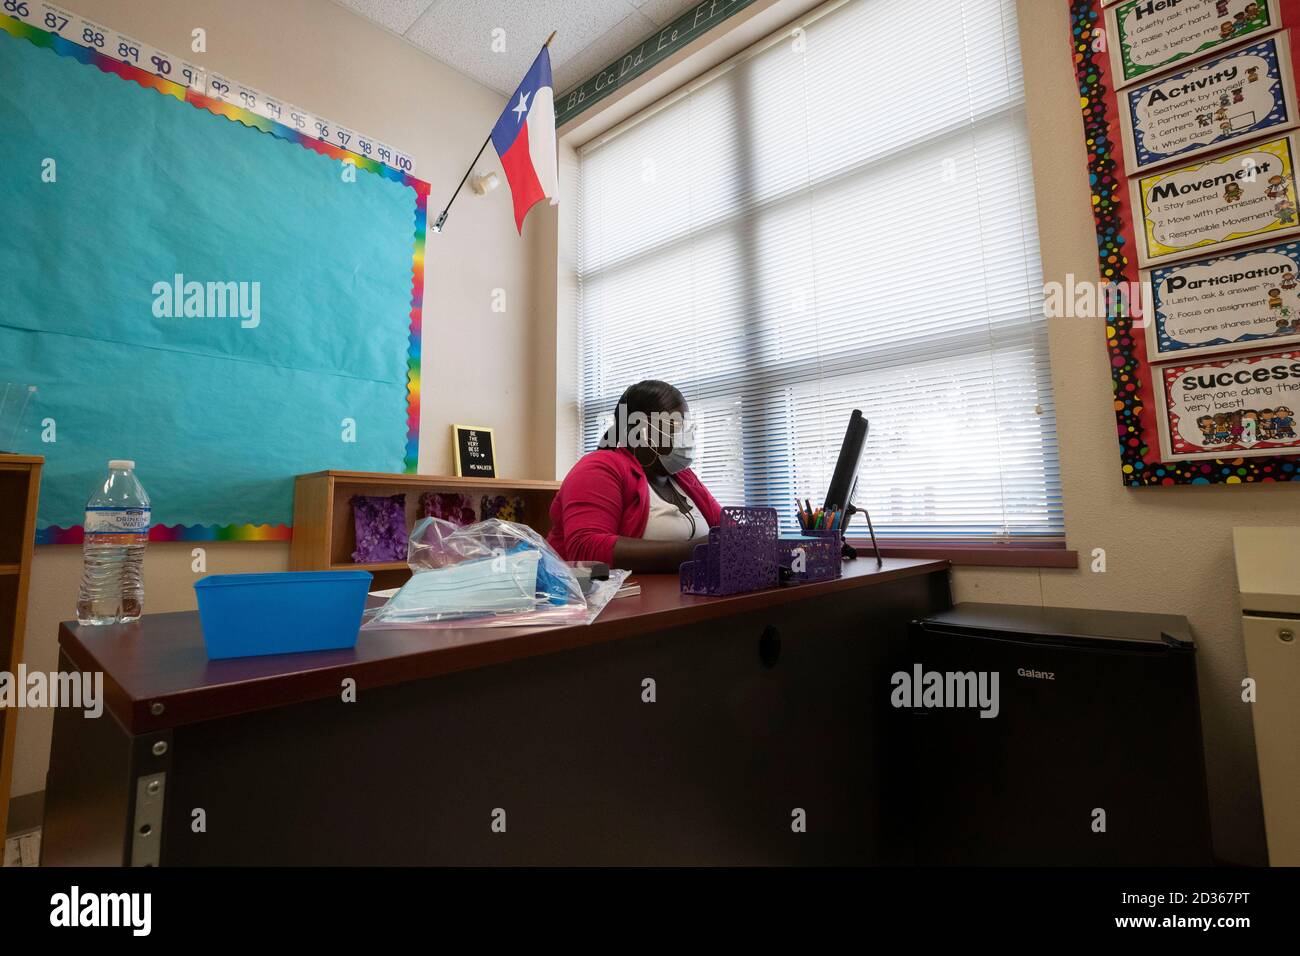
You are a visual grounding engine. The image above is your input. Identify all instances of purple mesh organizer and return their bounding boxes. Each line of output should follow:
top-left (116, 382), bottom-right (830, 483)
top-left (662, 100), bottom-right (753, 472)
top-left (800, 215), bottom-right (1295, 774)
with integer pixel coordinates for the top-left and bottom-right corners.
top-left (774, 530), bottom-right (843, 584)
top-left (680, 507), bottom-right (781, 596)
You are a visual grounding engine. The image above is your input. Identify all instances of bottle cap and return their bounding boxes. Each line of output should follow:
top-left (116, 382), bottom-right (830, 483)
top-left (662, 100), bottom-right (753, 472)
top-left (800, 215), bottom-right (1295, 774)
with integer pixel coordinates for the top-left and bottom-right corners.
top-left (108, 459), bottom-right (135, 470)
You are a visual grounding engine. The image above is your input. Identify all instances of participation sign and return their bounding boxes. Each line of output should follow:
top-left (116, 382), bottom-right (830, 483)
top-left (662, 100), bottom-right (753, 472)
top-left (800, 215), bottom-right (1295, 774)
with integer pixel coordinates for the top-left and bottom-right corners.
top-left (1145, 241), bottom-right (1300, 358)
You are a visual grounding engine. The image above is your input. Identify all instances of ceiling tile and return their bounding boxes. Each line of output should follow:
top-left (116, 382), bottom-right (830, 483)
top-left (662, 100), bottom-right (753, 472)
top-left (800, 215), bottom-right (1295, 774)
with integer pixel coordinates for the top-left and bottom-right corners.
top-left (632, 0), bottom-right (703, 28)
top-left (333, 0), bottom-right (438, 35)
top-left (406, 0), bottom-right (637, 95)
top-left (554, 9), bottom-right (658, 94)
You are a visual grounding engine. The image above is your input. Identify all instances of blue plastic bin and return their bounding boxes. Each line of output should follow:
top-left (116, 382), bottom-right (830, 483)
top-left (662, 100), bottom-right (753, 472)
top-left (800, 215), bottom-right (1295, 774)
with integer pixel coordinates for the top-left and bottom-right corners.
top-left (194, 571), bottom-right (373, 660)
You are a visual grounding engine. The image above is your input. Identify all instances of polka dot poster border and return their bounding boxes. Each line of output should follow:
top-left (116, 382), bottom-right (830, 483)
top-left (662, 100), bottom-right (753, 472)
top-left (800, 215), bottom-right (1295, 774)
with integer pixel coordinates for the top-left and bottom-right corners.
top-left (1071, 0), bottom-right (1299, 486)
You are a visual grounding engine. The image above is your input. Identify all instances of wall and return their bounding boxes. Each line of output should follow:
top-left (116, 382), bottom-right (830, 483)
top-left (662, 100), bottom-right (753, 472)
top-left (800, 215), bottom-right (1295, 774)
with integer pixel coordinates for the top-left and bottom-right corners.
top-left (536, 0), bottom-right (823, 480)
top-left (541, 0), bottom-right (1287, 866)
top-left (9, 0), bottom-right (539, 800)
top-left (947, 0), bottom-right (1300, 866)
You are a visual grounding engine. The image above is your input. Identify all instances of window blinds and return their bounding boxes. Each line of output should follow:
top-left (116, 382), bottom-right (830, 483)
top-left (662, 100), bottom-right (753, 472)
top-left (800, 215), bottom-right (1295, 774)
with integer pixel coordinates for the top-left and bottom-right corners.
top-left (575, 0), bottom-right (1062, 540)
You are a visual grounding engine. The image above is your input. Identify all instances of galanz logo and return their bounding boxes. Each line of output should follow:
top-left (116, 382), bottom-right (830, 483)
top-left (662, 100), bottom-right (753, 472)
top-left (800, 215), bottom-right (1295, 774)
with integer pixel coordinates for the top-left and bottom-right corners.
top-left (1017, 667), bottom-right (1056, 680)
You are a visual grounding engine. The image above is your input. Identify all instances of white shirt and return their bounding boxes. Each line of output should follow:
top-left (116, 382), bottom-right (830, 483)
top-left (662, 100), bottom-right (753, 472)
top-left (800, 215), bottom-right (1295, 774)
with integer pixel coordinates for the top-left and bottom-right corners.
top-left (642, 477), bottom-right (709, 541)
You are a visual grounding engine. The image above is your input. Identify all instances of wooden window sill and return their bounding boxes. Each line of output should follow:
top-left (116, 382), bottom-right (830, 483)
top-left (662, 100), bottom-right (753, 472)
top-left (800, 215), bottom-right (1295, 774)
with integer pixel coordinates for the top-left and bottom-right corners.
top-left (844, 539), bottom-right (1079, 569)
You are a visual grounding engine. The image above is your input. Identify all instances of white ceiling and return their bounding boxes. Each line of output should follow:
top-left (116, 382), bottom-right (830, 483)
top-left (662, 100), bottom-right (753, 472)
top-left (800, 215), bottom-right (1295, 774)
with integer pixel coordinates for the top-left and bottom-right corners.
top-left (333, 0), bottom-right (703, 96)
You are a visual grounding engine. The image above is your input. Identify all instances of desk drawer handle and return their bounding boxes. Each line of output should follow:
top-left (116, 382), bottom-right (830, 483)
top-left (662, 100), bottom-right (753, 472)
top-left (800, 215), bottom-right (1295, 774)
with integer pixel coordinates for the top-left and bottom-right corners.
top-left (759, 625), bottom-right (781, 668)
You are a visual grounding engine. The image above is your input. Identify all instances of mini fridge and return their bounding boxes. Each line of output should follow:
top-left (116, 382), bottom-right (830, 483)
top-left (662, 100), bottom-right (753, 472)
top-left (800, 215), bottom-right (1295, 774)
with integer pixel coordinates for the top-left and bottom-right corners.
top-left (909, 603), bottom-right (1214, 866)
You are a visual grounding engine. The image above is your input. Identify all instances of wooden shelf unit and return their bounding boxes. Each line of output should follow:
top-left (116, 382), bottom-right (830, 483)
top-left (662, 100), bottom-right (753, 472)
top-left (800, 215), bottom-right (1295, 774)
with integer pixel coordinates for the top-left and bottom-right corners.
top-left (290, 471), bottom-right (561, 590)
top-left (0, 454), bottom-right (42, 840)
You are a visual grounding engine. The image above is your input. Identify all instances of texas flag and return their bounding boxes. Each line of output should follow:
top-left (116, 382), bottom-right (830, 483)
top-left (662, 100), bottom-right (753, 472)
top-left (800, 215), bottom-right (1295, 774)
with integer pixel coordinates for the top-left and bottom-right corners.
top-left (491, 46), bottom-right (559, 233)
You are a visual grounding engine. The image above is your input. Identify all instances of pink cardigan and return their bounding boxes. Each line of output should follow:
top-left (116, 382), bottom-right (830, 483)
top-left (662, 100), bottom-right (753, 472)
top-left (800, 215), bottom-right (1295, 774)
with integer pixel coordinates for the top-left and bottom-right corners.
top-left (547, 447), bottom-right (722, 564)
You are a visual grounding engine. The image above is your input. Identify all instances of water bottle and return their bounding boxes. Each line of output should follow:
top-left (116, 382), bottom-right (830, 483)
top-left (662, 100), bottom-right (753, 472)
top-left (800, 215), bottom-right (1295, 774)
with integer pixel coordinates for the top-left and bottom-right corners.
top-left (77, 460), bottom-right (151, 625)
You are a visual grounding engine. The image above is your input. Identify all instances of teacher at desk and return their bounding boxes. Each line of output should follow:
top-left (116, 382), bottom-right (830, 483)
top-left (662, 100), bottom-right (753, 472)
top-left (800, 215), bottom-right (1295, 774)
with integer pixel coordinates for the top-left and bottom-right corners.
top-left (548, 379), bottom-right (721, 573)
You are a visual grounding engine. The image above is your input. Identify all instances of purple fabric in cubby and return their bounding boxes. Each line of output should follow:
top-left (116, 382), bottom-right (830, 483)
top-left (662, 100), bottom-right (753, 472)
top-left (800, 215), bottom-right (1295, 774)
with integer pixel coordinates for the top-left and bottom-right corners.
top-left (350, 493), bottom-right (408, 563)
top-left (419, 491), bottom-right (475, 526)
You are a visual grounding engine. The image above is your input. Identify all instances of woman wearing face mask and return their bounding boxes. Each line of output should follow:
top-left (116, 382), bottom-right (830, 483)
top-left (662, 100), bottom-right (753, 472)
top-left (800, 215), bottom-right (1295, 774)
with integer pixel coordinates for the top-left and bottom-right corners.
top-left (547, 380), bottom-right (721, 572)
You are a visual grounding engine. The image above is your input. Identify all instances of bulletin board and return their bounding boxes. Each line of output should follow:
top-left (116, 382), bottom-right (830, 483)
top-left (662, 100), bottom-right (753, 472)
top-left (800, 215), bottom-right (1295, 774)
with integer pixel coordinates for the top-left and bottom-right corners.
top-left (0, 15), bottom-right (428, 539)
top-left (1074, 0), bottom-right (1300, 485)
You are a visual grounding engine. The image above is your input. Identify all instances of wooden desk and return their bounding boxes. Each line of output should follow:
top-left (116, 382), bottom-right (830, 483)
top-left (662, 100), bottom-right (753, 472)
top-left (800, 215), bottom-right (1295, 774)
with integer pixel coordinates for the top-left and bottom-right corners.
top-left (42, 558), bottom-right (950, 866)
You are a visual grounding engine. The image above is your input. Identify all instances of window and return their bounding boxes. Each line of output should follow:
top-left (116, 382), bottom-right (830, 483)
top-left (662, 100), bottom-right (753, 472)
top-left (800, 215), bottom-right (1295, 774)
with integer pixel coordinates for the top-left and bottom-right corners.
top-left (574, 0), bottom-right (1060, 540)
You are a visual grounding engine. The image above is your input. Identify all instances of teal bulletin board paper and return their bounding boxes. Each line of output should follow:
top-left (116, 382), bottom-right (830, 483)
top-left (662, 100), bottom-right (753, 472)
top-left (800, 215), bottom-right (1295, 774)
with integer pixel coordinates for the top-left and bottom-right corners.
top-left (0, 31), bottom-right (419, 531)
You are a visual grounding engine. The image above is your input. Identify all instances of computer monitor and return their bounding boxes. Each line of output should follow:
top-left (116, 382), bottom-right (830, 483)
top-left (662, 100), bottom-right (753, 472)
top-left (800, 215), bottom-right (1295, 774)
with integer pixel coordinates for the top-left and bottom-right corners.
top-left (821, 408), bottom-right (881, 566)
top-left (823, 408), bottom-right (867, 514)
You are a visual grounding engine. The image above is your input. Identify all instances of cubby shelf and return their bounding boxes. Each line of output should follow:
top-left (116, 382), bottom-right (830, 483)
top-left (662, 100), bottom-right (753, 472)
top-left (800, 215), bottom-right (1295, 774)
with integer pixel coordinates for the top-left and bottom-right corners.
top-left (0, 454), bottom-right (42, 842)
top-left (290, 470), bottom-right (560, 590)
top-left (328, 561), bottom-right (408, 573)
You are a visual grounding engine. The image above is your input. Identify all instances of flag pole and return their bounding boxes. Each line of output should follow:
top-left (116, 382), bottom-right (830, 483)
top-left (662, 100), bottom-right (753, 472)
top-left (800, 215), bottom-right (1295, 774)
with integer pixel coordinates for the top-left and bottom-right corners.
top-left (431, 31), bottom-right (557, 235)
top-left (430, 136), bottom-right (490, 234)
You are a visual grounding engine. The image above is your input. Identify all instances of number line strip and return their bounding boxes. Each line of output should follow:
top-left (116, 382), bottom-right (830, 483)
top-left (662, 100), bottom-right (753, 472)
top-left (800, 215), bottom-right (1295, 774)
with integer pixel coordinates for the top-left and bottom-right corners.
top-left (2, 1), bottom-right (420, 175)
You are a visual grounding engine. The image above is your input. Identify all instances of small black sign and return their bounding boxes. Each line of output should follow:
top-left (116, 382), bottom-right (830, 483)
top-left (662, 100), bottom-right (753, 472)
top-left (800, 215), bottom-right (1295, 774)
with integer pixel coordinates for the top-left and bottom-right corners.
top-left (452, 425), bottom-right (496, 478)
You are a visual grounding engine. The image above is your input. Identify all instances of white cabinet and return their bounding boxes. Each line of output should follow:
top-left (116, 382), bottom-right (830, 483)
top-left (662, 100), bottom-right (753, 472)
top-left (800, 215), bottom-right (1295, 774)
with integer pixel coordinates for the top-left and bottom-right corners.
top-left (1233, 528), bottom-right (1300, 867)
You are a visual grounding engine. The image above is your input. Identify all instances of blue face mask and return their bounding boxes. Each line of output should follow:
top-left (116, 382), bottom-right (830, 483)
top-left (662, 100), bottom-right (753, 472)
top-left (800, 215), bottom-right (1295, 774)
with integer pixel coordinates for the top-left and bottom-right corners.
top-left (376, 549), bottom-right (541, 621)
top-left (656, 444), bottom-right (694, 475)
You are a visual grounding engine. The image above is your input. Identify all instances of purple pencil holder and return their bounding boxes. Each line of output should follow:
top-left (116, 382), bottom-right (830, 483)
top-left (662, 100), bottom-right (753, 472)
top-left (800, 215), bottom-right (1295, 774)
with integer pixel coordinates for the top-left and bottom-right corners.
top-left (680, 506), bottom-right (781, 596)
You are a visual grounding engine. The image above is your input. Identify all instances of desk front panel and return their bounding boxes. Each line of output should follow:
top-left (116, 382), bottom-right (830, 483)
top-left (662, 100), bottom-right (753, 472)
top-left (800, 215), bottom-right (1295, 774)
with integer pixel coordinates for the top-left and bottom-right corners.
top-left (45, 568), bottom-right (949, 866)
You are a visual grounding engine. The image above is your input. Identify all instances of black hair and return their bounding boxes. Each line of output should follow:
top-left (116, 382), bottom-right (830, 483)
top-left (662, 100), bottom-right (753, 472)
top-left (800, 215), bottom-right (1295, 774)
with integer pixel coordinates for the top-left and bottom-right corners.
top-left (599, 379), bottom-right (686, 448)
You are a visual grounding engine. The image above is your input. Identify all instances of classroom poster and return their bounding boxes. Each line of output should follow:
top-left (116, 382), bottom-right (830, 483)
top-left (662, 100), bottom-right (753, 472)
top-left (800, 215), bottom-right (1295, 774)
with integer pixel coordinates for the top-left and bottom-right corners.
top-left (1121, 33), bottom-right (1297, 170)
top-left (1129, 135), bottom-right (1300, 264)
top-left (1154, 347), bottom-right (1300, 459)
top-left (1074, 1), bottom-right (1300, 486)
top-left (1144, 240), bottom-right (1300, 358)
top-left (1106, 0), bottom-right (1279, 87)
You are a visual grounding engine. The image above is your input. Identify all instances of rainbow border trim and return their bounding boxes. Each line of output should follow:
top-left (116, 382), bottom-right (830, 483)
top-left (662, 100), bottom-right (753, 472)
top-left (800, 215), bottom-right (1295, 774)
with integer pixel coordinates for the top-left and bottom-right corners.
top-left (36, 524), bottom-right (293, 545)
top-left (2, 15), bottom-right (428, 541)
top-left (1070, 1), bottom-right (1299, 487)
